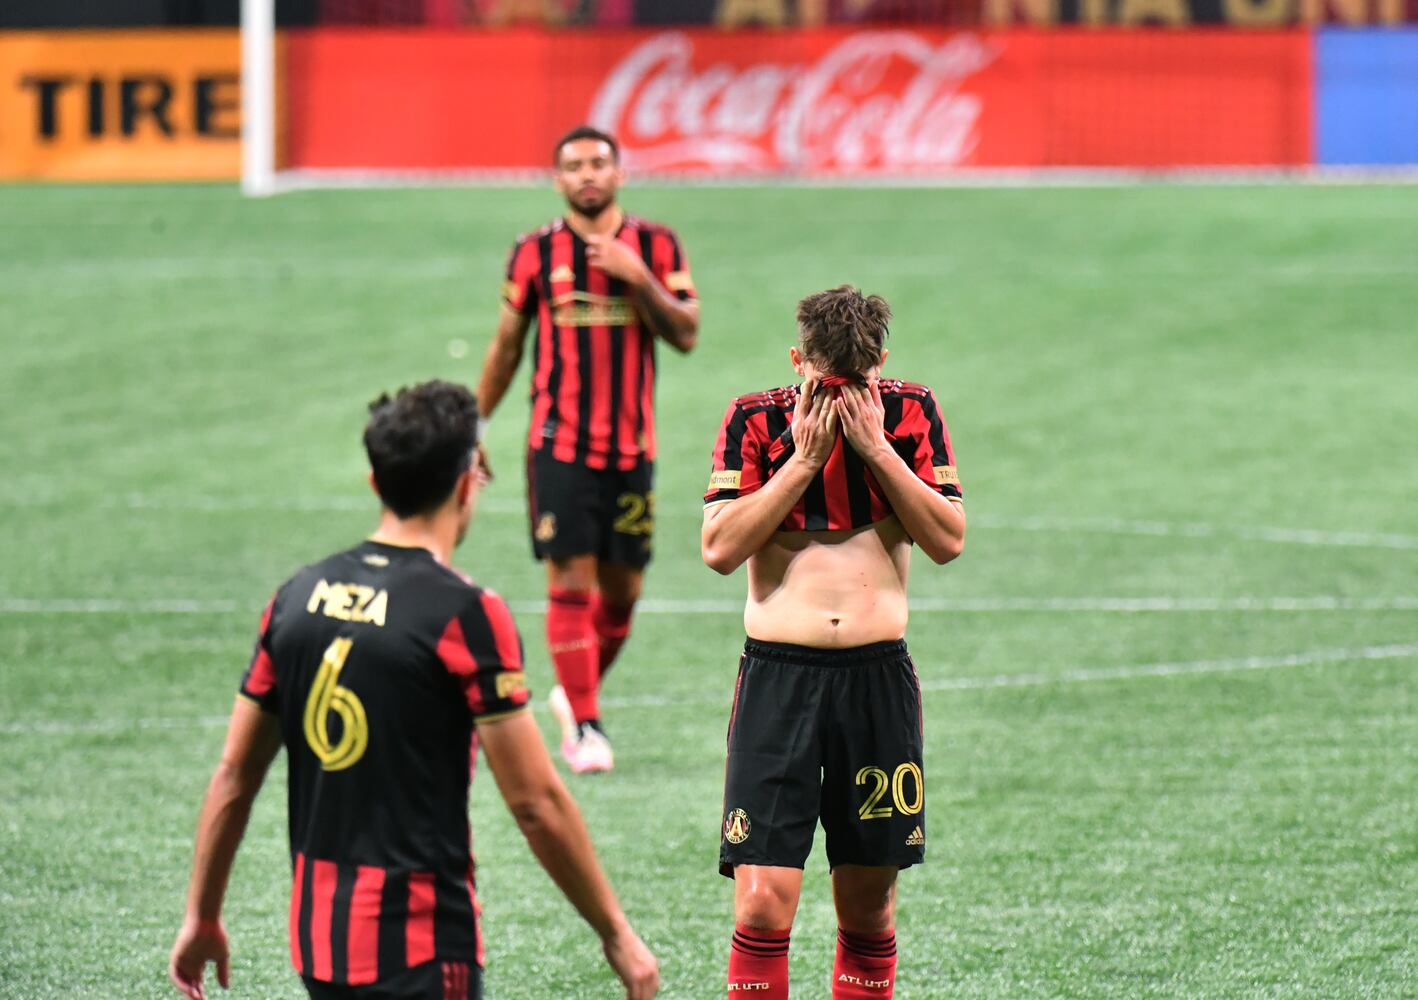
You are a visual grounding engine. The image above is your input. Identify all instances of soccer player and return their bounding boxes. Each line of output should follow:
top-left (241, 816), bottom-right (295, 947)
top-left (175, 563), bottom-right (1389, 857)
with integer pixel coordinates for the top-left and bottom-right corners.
top-left (474, 125), bottom-right (699, 774)
top-left (700, 287), bottom-right (966, 999)
top-left (168, 381), bottom-right (659, 1000)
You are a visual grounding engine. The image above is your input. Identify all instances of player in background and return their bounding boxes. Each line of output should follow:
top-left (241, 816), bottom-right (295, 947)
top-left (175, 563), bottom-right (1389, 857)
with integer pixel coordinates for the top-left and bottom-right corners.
top-left (700, 287), bottom-right (966, 999)
top-left (474, 125), bottom-right (699, 774)
top-left (168, 381), bottom-right (658, 1000)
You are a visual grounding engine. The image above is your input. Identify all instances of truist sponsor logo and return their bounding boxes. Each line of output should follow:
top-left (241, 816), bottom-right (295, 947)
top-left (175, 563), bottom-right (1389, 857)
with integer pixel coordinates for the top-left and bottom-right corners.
top-left (589, 32), bottom-right (998, 172)
top-left (728, 983), bottom-right (772, 991)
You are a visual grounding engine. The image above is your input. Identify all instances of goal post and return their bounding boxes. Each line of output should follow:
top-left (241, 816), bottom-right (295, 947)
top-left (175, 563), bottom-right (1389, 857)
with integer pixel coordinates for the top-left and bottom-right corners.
top-left (240, 0), bottom-right (276, 197)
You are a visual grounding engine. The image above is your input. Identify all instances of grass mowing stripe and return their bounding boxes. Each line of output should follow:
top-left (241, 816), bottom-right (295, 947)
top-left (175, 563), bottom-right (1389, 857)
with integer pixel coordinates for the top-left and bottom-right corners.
top-left (9, 492), bottom-right (1418, 551)
top-left (6, 642), bottom-right (1412, 734)
top-left (5, 595), bottom-right (1418, 615)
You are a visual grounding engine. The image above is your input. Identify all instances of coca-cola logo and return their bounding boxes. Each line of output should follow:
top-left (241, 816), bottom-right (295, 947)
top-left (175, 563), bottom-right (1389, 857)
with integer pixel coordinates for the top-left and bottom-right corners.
top-left (588, 32), bottom-right (999, 173)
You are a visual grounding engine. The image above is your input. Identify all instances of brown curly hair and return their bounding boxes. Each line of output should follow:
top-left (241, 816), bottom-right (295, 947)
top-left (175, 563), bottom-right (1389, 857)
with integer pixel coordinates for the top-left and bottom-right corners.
top-left (796, 285), bottom-right (891, 379)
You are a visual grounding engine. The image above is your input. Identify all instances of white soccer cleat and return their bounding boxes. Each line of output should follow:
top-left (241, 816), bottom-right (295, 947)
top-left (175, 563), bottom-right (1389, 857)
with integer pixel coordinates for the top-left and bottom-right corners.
top-left (548, 685), bottom-right (613, 773)
top-left (548, 684), bottom-right (578, 756)
top-left (566, 724), bottom-right (614, 775)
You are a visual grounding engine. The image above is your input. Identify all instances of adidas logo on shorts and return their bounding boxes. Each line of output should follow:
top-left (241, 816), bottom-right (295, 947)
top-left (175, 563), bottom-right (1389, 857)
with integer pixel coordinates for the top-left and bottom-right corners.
top-left (905, 825), bottom-right (925, 846)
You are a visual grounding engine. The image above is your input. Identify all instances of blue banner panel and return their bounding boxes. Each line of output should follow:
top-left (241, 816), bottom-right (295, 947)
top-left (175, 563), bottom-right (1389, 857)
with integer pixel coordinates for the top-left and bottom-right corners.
top-left (1317, 29), bottom-right (1418, 165)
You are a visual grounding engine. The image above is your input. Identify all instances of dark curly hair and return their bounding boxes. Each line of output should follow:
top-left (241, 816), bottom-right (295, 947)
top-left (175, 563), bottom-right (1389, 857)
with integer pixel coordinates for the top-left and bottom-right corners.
top-left (363, 380), bottom-right (480, 518)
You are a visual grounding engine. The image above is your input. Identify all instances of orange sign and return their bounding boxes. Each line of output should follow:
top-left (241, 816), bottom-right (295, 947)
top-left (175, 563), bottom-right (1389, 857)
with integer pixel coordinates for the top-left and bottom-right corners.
top-left (0, 30), bottom-right (241, 180)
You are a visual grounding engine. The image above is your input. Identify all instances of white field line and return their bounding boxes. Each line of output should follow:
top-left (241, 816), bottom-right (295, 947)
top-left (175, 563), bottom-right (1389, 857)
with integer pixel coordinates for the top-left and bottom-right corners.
top-left (5, 596), bottom-right (1418, 616)
top-left (974, 514), bottom-right (1418, 552)
top-left (913, 642), bottom-right (1418, 693)
top-left (7, 492), bottom-right (1418, 552)
top-left (3, 642), bottom-right (1413, 736)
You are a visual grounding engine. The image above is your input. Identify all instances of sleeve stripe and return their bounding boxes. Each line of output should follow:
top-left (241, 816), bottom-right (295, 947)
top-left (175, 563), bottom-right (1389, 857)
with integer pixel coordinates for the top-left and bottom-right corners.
top-left (239, 595), bottom-right (278, 702)
top-left (436, 616), bottom-right (486, 716)
top-left (705, 400), bottom-right (748, 502)
top-left (243, 646), bottom-right (277, 697)
top-left (717, 402), bottom-right (748, 471)
top-left (503, 239), bottom-right (540, 313)
top-left (919, 390), bottom-right (954, 467)
top-left (479, 590), bottom-right (523, 673)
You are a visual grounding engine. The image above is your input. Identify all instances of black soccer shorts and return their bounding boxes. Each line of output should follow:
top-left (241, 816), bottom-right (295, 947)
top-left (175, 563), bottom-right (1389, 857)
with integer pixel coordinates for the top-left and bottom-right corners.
top-left (303, 960), bottom-right (481, 1000)
top-left (525, 448), bottom-right (654, 568)
top-left (719, 639), bottom-right (926, 876)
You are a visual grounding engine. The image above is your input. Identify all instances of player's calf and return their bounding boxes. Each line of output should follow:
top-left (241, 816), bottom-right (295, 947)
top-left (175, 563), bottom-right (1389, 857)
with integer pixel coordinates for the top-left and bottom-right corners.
top-left (832, 928), bottom-right (897, 998)
top-left (546, 587), bottom-right (599, 724)
top-left (592, 595), bottom-right (634, 679)
top-left (831, 866), bottom-right (898, 998)
top-left (727, 924), bottom-right (790, 998)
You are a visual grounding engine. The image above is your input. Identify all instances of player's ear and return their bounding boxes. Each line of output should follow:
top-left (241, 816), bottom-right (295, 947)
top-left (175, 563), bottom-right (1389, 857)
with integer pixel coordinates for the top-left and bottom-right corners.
top-left (789, 345), bottom-right (803, 376)
top-left (366, 471), bottom-right (380, 497)
top-left (455, 469), bottom-right (474, 507)
top-left (879, 348), bottom-right (889, 369)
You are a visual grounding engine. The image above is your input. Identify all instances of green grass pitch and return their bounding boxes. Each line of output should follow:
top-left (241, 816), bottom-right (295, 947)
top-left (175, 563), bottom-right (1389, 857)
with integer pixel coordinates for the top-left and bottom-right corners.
top-left (0, 182), bottom-right (1415, 999)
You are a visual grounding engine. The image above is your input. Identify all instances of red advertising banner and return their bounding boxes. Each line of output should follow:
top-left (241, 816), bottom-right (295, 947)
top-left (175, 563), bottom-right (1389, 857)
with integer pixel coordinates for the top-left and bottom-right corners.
top-left (283, 28), bottom-right (1313, 172)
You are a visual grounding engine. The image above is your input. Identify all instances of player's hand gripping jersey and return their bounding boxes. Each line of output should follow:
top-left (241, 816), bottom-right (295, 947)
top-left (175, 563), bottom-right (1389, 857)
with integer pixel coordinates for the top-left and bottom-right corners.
top-left (238, 541), bottom-right (529, 988)
top-left (704, 379), bottom-right (962, 528)
top-left (503, 216), bottom-right (695, 472)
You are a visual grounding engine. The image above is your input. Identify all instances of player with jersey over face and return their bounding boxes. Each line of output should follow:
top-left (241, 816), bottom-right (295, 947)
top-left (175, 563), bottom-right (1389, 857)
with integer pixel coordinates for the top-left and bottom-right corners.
top-left (701, 287), bottom-right (966, 1000)
top-left (475, 125), bottom-right (699, 775)
top-left (168, 381), bottom-right (658, 1000)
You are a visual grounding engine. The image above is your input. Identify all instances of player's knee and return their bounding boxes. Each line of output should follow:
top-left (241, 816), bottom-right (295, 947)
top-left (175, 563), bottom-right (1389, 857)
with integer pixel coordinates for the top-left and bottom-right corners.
top-left (597, 570), bottom-right (643, 608)
top-left (836, 896), bottom-right (894, 935)
top-left (548, 558), bottom-right (597, 593)
top-left (833, 870), bottom-right (896, 934)
top-left (735, 880), bottom-right (798, 929)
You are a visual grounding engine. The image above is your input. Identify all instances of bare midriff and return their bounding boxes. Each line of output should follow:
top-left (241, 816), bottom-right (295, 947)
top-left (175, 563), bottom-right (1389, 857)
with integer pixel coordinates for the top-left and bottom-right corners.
top-left (743, 515), bottom-right (912, 648)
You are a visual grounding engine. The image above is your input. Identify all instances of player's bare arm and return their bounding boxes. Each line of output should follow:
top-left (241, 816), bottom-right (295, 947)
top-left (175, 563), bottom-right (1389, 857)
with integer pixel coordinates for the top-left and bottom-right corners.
top-left (475, 304), bottom-right (534, 421)
top-left (837, 381), bottom-right (965, 565)
top-left (701, 377), bottom-right (839, 575)
top-left (478, 710), bottom-right (660, 1000)
top-left (586, 234), bottom-right (699, 353)
top-left (169, 697), bottom-right (281, 1000)
top-left (472, 305), bottom-right (533, 479)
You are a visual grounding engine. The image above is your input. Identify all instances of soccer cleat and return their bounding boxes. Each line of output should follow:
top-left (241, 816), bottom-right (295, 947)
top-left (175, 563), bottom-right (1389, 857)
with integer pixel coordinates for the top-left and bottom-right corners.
top-left (548, 684), bottom-right (578, 757)
top-left (565, 722), bottom-right (614, 774)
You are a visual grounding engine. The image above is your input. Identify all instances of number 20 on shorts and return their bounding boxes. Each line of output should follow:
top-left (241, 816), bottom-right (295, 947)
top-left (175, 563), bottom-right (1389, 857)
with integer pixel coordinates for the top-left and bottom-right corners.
top-left (856, 762), bottom-right (924, 820)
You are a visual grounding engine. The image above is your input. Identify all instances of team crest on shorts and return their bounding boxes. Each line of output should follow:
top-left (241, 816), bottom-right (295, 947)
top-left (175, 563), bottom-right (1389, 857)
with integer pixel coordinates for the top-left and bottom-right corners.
top-left (535, 512), bottom-right (558, 542)
top-left (724, 808), bottom-right (751, 845)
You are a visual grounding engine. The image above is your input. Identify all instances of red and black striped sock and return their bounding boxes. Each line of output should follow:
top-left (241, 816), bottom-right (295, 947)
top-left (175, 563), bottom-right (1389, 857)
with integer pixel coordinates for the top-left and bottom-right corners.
top-left (546, 588), bottom-right (598, 725)
top-left (832, 928), bottom-right (897, 998)
top-left (728, 924), bottom-right (789, 997)
top-left (592, 596), bottom-right (634, 680)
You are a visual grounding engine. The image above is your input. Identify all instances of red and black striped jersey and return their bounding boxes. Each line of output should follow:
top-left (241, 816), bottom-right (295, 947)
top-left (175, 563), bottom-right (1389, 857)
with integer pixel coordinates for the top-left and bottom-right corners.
top-left (704, 380), bottom-right (962, 532)
top-left (502, 215), bottom-right (695, 471)
top-left (238, 540), bottom-right (530, 987)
